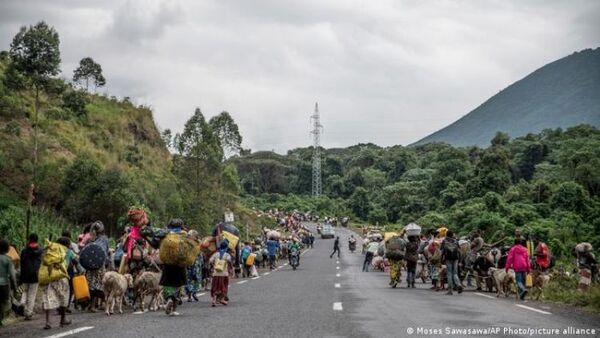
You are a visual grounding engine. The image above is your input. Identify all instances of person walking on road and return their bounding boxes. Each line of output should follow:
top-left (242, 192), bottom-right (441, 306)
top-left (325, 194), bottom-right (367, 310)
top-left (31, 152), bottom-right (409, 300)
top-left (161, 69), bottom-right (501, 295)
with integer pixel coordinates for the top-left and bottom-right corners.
top-left (506, 239), bottom-right (531, 300)
top-left (0, 239), bottom-right (17, 327)
top-left (441, 230), bottom-right (462, 295)
top-left (405, 236), bottom-right (419, 288)
top-left (363, 241), bottom-right (379, 272)
top-left (210, 240), bottom-right (233, 307)
top-left (266, 238), bottom-right (279, 270)
top-left (330, 236), bottom-right (341, 259)
top-left (20, 233), bottom-right (44, 320)
top-left (160, 219), bottom-right (189, 316)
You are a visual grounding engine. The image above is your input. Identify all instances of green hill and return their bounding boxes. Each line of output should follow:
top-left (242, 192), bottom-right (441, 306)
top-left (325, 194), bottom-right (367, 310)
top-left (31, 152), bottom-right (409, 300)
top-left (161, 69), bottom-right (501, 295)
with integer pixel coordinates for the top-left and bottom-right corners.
top-left (0, 55), bottom-right (182, 239)
top-left (414, 48), bottom-right (600, 147)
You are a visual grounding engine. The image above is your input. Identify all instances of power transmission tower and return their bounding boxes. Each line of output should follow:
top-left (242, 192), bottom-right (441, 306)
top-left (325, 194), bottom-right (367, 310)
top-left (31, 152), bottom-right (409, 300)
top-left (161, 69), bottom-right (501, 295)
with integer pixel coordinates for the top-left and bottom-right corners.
top-left (311, 102), bottom-right (323, 197)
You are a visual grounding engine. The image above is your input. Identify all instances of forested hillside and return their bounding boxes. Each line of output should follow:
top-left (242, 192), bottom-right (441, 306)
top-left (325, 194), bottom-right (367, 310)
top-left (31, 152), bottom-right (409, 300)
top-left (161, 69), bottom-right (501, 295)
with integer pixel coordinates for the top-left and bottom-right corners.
top-left (415, 48), bottom-right (600, 146)
top-left (0, 22), bottom-right (261, 244)
top-left (234, 126), bottom-right (600, 258)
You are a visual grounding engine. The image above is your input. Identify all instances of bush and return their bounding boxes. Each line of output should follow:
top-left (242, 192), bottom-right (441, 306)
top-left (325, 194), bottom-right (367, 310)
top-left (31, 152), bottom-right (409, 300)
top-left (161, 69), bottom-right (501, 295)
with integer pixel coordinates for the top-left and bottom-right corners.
top-left (62, 89), bottom-right (88, 117)
top-left (4, 121), bottom-right (21, 136)
top-left (543, 276), bottom-right (600, 313)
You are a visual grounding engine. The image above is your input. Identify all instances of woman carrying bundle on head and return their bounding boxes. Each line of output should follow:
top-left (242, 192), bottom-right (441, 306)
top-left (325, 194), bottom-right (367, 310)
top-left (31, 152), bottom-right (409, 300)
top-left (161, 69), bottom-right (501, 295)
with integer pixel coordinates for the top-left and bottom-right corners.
top-left (123, 207), bottom-right (149, 277)
top-left (209, 239), bottom-right (233, 307)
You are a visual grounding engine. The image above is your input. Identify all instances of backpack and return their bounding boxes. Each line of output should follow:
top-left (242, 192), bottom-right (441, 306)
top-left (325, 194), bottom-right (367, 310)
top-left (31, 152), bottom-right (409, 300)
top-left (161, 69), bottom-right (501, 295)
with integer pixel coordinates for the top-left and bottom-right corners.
top-left (444, 239), bottom-right (459, 260)
top-left (386, 236), bottom-right (406, 260)
top-left (215, 256), bottom-right (227, 272)
top-left (406, 242), bottom-right (419, 263)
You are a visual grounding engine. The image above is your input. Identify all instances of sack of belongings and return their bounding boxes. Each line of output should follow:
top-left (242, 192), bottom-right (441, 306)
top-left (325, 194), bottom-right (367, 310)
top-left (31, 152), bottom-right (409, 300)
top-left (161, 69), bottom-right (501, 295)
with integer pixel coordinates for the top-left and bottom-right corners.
top-left (79, 241), bottom-right (107, 270)
top-left (160, 233), bottom-right (201, 267)
top-left (38, 240), bottom-right (68, 285)
top-left (386, 236), bottom-right (407, 260)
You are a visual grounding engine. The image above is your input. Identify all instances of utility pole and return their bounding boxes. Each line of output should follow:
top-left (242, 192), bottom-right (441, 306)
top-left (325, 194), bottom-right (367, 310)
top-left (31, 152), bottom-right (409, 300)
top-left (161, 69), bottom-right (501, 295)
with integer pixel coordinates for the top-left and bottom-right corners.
top-left (311, 102), bottom-right (323, 197)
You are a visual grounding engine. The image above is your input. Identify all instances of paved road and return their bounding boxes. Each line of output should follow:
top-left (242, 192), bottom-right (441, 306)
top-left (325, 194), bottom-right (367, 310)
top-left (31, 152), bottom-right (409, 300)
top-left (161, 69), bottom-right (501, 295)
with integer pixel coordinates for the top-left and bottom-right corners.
top-left (2, 225), bottom-right (599, 338)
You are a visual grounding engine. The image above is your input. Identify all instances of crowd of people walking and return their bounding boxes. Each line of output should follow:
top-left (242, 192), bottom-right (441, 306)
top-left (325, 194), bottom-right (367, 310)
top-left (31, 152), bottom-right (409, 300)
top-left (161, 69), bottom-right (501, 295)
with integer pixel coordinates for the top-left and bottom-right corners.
top-left (0, 208), bottom-right (313, 328)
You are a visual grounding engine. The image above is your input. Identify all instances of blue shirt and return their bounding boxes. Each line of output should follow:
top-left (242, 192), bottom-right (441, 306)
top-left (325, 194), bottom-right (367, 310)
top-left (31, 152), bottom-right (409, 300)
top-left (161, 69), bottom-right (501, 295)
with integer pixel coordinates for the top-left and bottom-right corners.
top-left (266, 240), bottom-right (279, 256)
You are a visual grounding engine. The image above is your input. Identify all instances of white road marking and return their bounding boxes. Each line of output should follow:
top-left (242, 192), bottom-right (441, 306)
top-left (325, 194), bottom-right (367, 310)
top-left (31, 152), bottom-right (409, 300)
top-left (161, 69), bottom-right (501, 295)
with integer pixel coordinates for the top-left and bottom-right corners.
top-left (516, 304), bottom-right (552, 315)
top-left (336, 261), bottom-right (339, 264)
top-left (278, 265), bottom-right (284, 268)
top-left (44, 326), bottom-right (94, 338)
top-left (196, 292), bottom-right (206, 297)
top-left (333, 302), bottom-right (343, 311)
top-left (474, 292), bottom-right (496, 299)
top-left (334, 283), bottom-right (341, 288)
top-left (336, 266), bottom-right (340, 270)
top-left (283, 263), bottom-right (289, 266)
top-left (264, 272), bottom-right (270, 275)
top-left (336, 273), bottom-right (341, 277)
top-left (237, 280), bottom-right (247, 284)
top-left (133, 311), bottom-right (144, 315)
top-left (252, 276), bottom-right (260, 280)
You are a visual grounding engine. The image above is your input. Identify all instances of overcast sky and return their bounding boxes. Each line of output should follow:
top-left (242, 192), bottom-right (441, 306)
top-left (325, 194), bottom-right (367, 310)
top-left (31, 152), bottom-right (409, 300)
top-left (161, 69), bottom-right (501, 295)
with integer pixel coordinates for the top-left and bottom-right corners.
top-left (1, 0), bottom-right (599, 153)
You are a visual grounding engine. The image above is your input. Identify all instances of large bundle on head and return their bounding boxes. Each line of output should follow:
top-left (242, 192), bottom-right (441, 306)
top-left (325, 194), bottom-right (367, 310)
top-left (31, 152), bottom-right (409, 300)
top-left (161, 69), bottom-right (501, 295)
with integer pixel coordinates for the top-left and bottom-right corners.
top-left (386, 236), bottom-right (407, 260)
top-left (437, 227), bottom-right (448, 238)
top-left (159, 233), bottom-right (201, 267)
top-left (128, 207), bottom-right (148, 226)
top-left (80, 241), bottom-right (108, 270)
top-left (267, 230), bottom-right (281, 240)
top-left (405, 223), bottom-right (421, 237)
top-left (575, 242), bottom-right (593, 253)
top-left (212, 223), bottom-right (240, 250)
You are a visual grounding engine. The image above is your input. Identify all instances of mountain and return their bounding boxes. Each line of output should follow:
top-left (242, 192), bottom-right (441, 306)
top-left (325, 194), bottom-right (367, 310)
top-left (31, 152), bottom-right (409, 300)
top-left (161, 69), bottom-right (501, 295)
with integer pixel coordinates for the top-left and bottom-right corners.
top-left (414, 48), bottom-right (600, 147)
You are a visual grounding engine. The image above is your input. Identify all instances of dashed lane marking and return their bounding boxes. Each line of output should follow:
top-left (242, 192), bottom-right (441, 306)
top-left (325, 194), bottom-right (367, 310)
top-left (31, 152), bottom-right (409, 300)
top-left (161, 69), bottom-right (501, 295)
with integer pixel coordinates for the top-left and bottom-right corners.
top-left (283, 263), bottom-right (289, 266)
top-left (336, 261), bottom-right (339, 264)
top-left (334, 283), bottom-right (341, 288)
top-left (44, 326), bottom-right (94, 338)
top-left (264, 272), bottom-right (270, 275)
top-left (133, 311), bottom-right (144, 315)
top-left (333, 302), bottom-right (343, 311)
top-left (516, 304), bottom-right (551, 315)
top-left (237, 280), bottom-right (247, 284)
top-left (336, 273), bottom-right (341, 277)
top-left (252, 276), bottom-right (260, 280)
top-left (336, 266), bottom-right (340, 270)
top-left (474, 292), bottom-right (496, 299)
top-left (196, 292), bottom-right (206, 297)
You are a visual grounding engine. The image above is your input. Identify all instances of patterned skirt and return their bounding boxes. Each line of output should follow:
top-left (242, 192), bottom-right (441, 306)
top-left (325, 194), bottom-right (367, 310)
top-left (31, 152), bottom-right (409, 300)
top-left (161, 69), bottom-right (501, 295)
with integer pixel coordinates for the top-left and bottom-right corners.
top-left (210, 276), bottom-right (229, 299)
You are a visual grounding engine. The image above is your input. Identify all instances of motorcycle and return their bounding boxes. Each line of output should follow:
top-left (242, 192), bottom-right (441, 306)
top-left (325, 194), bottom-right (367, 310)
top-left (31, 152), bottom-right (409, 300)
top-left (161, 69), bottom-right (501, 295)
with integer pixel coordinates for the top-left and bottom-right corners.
top-left (290, 250), bottom-right (300, 270)
top-left (349, 239), bottom-right (356, 253)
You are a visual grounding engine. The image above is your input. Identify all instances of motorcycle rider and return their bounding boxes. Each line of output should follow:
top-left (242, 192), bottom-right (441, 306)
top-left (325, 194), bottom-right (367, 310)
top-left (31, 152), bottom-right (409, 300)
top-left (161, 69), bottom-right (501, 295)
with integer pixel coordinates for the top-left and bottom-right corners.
top-left (288, 239), bottom-right (301, 266)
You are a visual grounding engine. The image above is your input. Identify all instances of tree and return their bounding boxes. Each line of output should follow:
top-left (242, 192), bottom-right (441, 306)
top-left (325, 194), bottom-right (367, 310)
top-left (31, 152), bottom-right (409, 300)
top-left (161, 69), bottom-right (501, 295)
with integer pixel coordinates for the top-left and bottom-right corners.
top-left (9, 21), bottom-right (61, 240)
top-left (73, 57), bottom-right (105, 91)
top-left (208, 111), bottom-right (242, 157)
top-left (348, 187), bottom-right (370, 220)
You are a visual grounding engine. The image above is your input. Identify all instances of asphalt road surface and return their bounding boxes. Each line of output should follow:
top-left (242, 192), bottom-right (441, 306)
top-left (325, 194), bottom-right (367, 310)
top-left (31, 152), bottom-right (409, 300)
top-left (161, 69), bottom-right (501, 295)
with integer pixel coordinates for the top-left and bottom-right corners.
top-left (2, 225), bottom-right (599, 338)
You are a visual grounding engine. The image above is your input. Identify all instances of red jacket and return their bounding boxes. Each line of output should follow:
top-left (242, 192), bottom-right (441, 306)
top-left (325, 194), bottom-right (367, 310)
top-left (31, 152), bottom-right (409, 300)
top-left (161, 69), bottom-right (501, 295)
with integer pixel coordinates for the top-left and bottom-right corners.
top-left (506, 244), bottom-right (530, 273)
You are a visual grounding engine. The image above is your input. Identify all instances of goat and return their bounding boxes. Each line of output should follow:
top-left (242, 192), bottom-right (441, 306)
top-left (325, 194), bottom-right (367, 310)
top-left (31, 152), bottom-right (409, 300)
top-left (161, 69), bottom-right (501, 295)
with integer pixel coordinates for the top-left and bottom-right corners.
top-left (102, 271), bottom-right (133, 316)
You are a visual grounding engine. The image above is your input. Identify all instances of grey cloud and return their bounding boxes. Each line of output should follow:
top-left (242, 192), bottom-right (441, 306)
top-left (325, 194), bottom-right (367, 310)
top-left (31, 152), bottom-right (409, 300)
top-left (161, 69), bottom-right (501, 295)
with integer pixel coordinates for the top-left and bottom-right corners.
top-left (1, 0), bottom-right (599, 153)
